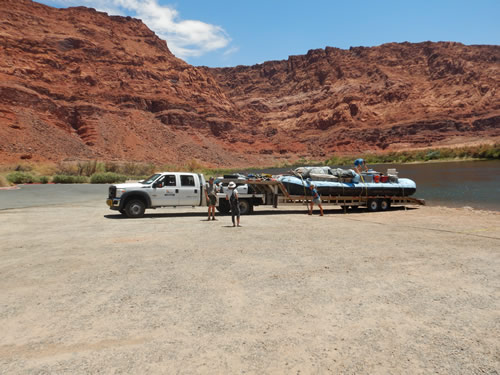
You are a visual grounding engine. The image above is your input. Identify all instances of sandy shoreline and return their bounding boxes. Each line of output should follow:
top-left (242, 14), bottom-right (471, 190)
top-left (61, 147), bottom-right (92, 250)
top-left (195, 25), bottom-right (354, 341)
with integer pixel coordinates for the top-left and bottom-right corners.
top-left (0, 203), bottom-right (499, 374)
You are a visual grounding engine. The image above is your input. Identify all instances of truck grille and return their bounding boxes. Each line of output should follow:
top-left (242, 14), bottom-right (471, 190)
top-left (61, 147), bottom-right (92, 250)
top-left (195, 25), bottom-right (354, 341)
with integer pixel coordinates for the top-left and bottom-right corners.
top-left (108, 186), bottom-right (116, 199)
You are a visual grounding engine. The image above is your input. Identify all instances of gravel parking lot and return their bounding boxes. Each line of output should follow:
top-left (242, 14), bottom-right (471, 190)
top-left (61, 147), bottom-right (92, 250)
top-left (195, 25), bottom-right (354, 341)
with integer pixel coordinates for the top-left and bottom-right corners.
top-left (0, 202), bottom-right (499, 374)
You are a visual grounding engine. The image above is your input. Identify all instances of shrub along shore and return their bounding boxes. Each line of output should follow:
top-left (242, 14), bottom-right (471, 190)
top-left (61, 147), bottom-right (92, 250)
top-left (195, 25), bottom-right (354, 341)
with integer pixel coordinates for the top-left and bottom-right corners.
top-left (0, 143), bottom-right (498, 186)
top-left (324, 143), bottom-right (500, 166)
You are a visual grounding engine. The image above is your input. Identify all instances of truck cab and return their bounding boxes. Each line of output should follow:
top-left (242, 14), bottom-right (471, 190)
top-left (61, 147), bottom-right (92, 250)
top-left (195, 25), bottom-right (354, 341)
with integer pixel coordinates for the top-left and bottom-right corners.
top-left (107, 172), bottom-right (206, 218)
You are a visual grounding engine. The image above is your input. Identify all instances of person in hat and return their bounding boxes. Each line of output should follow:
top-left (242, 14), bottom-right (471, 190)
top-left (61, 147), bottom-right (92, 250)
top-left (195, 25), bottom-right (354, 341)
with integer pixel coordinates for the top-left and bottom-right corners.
top-left (308, 184), bottom-right (324, 216)
top-left (226, 181), bottom-right (241, 227)
top-left (205, 176), bottom-right (218, 221)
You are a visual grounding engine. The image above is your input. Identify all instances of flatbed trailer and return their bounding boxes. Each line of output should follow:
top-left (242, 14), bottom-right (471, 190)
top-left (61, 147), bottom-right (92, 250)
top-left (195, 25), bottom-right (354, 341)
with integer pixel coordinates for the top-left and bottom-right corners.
top-left (216, 178), bottom-right (425, 214)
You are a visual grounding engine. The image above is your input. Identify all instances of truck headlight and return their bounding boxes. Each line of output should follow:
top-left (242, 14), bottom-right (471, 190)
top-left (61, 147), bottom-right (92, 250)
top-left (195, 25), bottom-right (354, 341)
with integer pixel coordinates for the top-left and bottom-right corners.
top-left (116, 189), bottom-right (126, 197)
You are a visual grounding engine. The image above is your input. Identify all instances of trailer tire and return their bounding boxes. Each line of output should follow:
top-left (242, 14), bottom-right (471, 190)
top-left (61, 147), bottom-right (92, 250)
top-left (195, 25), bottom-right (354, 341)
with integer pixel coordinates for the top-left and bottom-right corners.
top-left (238, 199), bottom-right (252, 215)
top-left (379, 199), bottom-right (391, 211)
top-left (367, 199), bottom-right (379, 212)
top-left (125, 199), bottom-right (146, 218)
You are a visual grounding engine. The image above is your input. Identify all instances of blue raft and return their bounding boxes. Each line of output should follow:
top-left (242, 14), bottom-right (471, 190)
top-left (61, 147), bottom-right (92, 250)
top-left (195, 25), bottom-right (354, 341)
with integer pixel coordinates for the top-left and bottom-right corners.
top-left (277, 167), bottom-right (417, 197)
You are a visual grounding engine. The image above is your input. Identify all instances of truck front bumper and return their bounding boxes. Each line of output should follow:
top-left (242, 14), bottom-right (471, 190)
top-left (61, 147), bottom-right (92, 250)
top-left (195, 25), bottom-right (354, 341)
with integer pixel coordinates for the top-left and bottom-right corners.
top-left (106, 198), bottom-right (121, 210)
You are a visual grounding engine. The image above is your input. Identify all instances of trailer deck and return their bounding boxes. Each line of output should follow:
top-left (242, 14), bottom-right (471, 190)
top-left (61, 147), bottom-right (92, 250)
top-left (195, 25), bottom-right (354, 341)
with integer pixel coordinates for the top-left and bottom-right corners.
top-left (217, 177), bottom-right (425, 213)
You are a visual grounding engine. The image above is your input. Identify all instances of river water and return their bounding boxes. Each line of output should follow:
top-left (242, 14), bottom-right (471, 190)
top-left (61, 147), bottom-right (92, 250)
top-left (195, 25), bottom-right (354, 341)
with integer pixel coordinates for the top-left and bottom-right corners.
top-left (252, 160), bottom-right (500, 211)
top-left (1, 160), bottom-right (499, 211)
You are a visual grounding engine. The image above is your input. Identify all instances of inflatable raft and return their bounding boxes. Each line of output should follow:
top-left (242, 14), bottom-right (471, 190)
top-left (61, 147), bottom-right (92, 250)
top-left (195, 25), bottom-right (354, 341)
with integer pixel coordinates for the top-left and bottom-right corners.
top-left (277, 167), bottom-right (416, 197)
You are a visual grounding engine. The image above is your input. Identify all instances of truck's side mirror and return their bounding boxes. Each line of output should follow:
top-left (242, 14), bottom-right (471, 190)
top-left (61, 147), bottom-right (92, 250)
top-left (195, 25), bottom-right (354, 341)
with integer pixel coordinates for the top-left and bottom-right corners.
top-left (153, 182), bottom-right (163, 188)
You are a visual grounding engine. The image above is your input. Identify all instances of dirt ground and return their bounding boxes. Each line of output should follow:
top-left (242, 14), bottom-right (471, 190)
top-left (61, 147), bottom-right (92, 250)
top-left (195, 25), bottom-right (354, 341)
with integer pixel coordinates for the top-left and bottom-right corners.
top-left (0, 202), bottom-right (499, 374)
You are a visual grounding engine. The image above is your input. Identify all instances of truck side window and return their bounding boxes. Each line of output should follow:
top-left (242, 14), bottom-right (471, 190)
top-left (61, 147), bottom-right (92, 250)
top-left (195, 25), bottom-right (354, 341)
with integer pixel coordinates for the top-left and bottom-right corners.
top-left (180, 175), bottom-right (195, 186)
top-left (164, 175), bottom-right (176, 186)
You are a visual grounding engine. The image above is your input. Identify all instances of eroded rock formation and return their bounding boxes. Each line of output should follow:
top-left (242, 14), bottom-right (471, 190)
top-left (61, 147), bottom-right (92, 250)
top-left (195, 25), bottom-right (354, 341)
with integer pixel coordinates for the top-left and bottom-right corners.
top-left (1, 0), bottom-right (499, 166)
top-left (0, 0), bottom-right (258, 166)
top-left (205, 43), bottom-right (500, 159)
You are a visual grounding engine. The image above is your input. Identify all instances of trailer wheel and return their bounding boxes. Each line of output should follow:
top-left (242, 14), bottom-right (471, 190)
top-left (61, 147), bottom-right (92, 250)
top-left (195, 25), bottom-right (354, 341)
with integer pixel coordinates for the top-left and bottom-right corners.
top-left (125, 199), bottom-right (146, 218)
top-left (379, 199), bottom-right (391, 211)
top-left (367, 199), bottom-right (379, 212)
top-left (238, 199), bottom-right (252, 215)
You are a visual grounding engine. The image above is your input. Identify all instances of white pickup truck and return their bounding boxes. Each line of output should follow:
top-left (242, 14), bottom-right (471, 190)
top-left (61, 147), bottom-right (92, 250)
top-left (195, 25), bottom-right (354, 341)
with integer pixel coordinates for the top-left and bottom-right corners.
top-left (107, 171), bottom-right (424, 218)
top-left (106, 172), bottom-right (208, 218)
top-left (107, 172), bottom-right (260, 218)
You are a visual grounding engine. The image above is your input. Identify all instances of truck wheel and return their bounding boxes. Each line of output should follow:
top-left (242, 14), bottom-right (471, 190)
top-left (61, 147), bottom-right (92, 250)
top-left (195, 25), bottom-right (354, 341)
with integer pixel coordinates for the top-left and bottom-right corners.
top-left (379, 199), bottom-right (390, 211)
top-left (125, 199), bottom-right (145, 218)
top-left (216, 200), bottom-right (230, 214)
top-left (367, 199), bottom-right (379, 212)
top-left (238, 199), bottom-right (252, 215)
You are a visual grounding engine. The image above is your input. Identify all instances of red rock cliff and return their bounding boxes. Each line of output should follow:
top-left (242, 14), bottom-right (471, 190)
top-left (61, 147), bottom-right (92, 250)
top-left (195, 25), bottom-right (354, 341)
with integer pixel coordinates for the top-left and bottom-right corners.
top-left (205, 43), bottom-right (500, 158)
top-left (0, 0), bottom-right (264, 166)
top-left (1, 0), bottom-right (499, 166)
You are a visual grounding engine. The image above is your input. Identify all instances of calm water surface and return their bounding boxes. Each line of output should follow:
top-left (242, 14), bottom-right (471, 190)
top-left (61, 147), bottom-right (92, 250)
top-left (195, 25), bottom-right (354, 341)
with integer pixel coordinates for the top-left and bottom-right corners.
top-left (1, 161), bottom-right (498, 211)
top-left (253, 160), bottom-right (500, 211)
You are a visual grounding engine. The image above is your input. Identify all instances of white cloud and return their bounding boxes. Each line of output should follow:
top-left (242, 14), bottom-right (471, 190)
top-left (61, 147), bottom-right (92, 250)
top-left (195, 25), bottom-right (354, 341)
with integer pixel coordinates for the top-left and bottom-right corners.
top-left (42, 0), bottom-right (231, 60)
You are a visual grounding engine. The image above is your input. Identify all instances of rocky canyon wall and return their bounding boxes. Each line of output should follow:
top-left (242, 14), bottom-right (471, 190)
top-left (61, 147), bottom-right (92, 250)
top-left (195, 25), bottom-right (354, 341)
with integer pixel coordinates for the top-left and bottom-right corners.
top-left (1, 0), bottom-right (499, 166)
top-left (205, 42), bottom-right (500, 159)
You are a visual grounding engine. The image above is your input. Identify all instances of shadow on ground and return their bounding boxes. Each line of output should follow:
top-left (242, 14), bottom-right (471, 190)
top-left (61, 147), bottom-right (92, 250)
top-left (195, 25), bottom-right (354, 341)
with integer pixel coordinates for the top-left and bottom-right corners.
top-left (104, 206), bottom-right (415, 219)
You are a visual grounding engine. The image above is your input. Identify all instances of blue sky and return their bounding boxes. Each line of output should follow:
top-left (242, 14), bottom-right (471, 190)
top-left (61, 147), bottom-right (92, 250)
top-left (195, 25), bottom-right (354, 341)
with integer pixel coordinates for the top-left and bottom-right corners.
top-left (38, 0), bottom-right (500, 67)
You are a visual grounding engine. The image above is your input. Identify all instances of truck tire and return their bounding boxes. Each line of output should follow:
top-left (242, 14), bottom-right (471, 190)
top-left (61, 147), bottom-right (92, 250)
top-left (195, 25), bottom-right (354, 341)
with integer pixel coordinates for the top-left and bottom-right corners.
top-left (125, 199), bottom-right (146, 218)
top-left (238, 199), bottom-right (252, 215)
top-left (367, 199), bottom-right (379, 212)
top-left (216, 199), bottom-right (230, 214)
top-left (379, 199), bottom-right (390, 211)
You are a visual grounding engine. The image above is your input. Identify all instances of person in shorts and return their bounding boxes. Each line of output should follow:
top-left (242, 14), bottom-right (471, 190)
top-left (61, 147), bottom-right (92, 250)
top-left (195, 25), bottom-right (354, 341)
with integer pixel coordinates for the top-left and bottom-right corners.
top-left (308, 184), bottom-right (324, 216)
top-left (205, 177), bottom-right (218, 221)
top-left (226, 181), bottom-right (241, 227)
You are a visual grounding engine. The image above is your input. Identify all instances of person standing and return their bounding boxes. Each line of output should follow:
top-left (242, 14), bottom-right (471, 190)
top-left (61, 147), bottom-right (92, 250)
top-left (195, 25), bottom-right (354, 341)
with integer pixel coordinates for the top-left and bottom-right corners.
top-left (226, 181), bottom-right (241, 227)
top-left (308, 184), bottom-right (324, 216)
top-left (205, 176), bottom-right (218, 221)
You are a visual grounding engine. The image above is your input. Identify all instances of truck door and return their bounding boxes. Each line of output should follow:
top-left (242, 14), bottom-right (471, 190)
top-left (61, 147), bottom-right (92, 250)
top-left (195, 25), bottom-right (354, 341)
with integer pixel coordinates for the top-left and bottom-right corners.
top-left (150, 174), bottom-right (178, 206)
top-left (177, 174), bottom-right (201, 206)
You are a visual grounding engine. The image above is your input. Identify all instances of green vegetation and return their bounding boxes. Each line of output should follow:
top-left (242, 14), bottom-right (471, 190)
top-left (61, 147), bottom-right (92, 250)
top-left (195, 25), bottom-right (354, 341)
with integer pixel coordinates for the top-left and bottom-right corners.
top-left (324, 143), bottom-right (500, 166)
top-left (6, 171), bottom-right (38, 184)
top-left (175, 158), bottom-right (239, 179)
top-left (0, 145), bottom-right (498, 185)
top-left (52, 175), bottom-right (89, 184)
top-left (4, 172), bottom-right (49, 184)
top-left (0, 160), bottom-right (159, 184)
top-left (90, 172), bottom-right (127, 184)
top-left (103, 161), bottom-right (156, 177)
top-left (54, 160), bottom-right (155, 178)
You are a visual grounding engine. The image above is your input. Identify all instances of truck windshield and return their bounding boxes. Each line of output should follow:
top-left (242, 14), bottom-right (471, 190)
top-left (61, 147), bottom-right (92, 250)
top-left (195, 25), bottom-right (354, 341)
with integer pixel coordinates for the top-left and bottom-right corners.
top-left (141, 174), bottom-right (161, 185)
